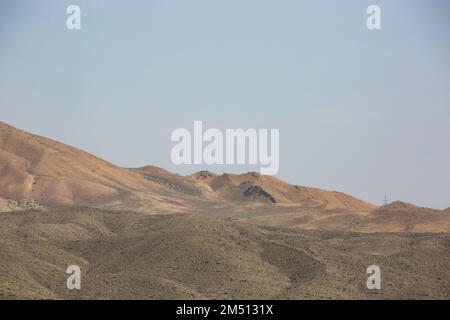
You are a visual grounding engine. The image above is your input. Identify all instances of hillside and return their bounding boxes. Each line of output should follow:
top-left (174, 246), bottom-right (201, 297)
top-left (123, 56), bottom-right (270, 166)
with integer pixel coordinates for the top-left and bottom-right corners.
top-left (217, 200), bottom-right (450, 233)
top-left (1, 121), bottom-right (448, 234)
top-left (1, 208), bottom-right (449, 299)
top-left (187, 171), bottom-right (376, 209)
top-left (0, 122), bottom-right (191, 212)
top-left (0, 121), bottom-right (376, 212)
top-left (138, 170), bottom-right (376, 210)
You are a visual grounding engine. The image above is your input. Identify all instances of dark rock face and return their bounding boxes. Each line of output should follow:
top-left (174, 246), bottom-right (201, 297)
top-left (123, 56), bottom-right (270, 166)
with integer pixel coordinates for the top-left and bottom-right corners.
top-left (243, 185), bottom-right (277, 203)
top-left (197, 171), bottom-right (215, 180)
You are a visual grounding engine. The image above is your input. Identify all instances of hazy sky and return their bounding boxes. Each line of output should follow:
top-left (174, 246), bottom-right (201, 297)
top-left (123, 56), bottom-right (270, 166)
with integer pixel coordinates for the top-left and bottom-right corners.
top-left (1, 0), bottom-right (449, 208)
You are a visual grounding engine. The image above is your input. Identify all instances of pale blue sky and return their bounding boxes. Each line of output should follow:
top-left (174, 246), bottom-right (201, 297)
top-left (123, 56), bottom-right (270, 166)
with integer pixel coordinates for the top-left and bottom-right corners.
top-left (1, 0), bottom-right (449, 208)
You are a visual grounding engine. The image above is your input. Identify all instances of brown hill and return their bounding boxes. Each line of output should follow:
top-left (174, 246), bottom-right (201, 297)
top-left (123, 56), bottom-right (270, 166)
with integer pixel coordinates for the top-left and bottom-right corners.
top-left (188, 170), bottom-right (218, 181)
top-left (131, 166), bottom-right (201, 196)
top-left (183, 171), bottom-right (376, 210)
top-left (377, 201), bottom-right (417, 211)
top-left (0, 121), bottom-right (377, 212)
top-left (357, 201), bottom-right (450, 233)
top-left (0, 122), bottom-right (188, 211)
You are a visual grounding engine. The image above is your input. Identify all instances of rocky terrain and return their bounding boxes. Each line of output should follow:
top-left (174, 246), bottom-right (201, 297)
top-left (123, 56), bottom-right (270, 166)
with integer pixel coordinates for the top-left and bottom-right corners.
top-left (0, 121), bottom-right (449, 299)
top-left (1, 208), bottom-right (449, 299)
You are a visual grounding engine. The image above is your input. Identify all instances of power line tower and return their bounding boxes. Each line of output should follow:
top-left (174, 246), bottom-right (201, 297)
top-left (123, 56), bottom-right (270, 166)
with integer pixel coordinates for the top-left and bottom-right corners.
top-left (383, 194), bottom-right (388, 206)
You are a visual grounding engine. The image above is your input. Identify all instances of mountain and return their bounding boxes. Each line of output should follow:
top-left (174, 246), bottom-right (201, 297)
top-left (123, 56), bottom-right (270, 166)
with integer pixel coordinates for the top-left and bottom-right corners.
top-left (0, 122), bottom-right (189, 212)
top-left (226, 198), bottom-right (450, 233)
top-left (181, 171), bottom-right (376, 210)
top-left (2, 121), bottom-right (448, 232)
top-left (131, 166), bottom-right (202, 197)
top-left (0, 121), bottom-right (375, 212)
top-left (361, 200), bottom-right (450, 232)
top-left (1, 122), bottom-right (449, 300)
top-left (132, 168), bottom-right (376, 209)
top-left (376, 201), bottom-right (417, 211)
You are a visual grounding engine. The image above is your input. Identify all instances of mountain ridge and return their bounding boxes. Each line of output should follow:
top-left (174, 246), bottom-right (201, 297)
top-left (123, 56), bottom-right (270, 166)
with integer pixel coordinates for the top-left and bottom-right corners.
top-left (0, 121), bottom-right (189, 212)
top-left (2, 120), bottom-right (448, 219)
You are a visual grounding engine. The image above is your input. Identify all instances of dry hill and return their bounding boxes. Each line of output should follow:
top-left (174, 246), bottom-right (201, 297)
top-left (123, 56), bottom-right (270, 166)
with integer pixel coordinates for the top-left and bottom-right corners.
top-left (1, 208), bottom-right (449, 299)
top-left (0, 121), bottom-right (376, 213)
top-left (0, 122), bottom-right (194, 212)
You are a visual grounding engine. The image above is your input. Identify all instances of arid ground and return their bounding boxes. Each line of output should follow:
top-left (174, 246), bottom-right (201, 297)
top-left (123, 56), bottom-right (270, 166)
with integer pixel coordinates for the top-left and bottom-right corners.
top-left (0, 121), bottom-right (449, 299)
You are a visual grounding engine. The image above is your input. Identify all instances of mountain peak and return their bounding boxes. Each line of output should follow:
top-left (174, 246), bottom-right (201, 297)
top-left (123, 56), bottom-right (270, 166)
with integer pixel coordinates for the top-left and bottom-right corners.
top-left (380, 201), bottom-right (417, 210)
top-left (0, 122), bottom-right (380, 212)
top-left (190, 170), bottom-right (217, 180)
top-left (0, 122), bottom-right (179, 211)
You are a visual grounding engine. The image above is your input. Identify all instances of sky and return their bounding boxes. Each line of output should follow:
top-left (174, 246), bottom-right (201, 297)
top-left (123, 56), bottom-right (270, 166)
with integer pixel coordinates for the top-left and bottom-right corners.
top-left (0, 0), bottom-right (449, 209)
